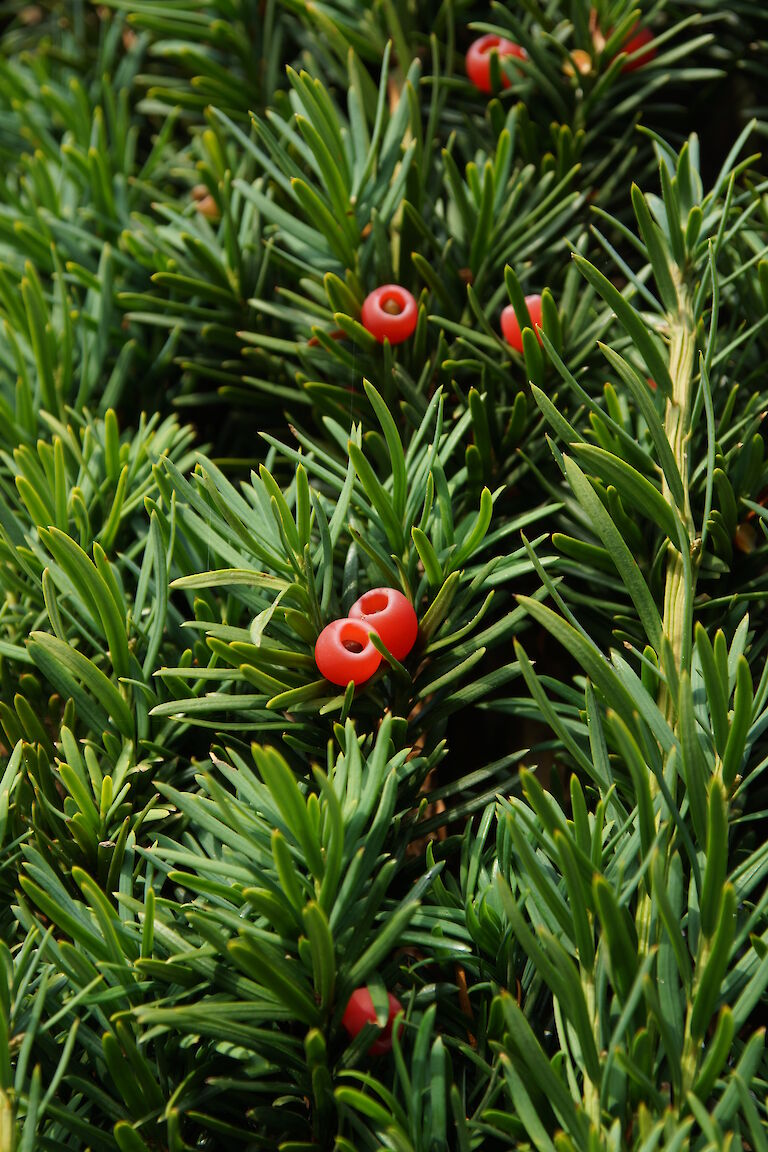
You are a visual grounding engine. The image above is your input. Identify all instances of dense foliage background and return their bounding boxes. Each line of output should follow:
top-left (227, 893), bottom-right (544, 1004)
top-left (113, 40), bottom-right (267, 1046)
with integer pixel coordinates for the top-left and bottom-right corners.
top-left (2, 1), bottom-right (768, 1149)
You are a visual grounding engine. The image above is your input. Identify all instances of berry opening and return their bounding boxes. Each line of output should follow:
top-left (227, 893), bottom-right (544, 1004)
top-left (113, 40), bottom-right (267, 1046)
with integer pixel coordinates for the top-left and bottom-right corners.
top-left (381, 295), bottom-right (403, 316)
top-left (478, 36), bottom-right (502, 55)
top-left (359, 590), bottom-right (389, 614)
top-left (315, 618), bottom-right (382, 685)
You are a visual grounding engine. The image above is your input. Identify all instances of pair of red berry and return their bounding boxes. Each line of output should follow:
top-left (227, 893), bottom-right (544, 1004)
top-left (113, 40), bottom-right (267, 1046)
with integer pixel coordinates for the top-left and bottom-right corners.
top-left (360, 284), bottom-right (543, 354)
top-left (465, 25), bottom-right (656, 93)
top-left (315, 587), bottom-right (419, 686)
top-left (342, 988), bottom-right (403, 1055)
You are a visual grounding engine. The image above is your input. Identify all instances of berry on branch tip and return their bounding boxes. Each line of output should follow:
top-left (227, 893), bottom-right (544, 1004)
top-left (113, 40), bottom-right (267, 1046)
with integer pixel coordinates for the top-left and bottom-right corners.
top-left (349, 587), bottom-right (418, 663)
top-left (342, 988), bottom-right (403, 1055)
top-left (315, 618), bottom-right (382, 686)
top-left (361, 285), bottom-right (418, 344)
top-left (501, 294), bottom-right (543, 354)
top-left (466, 33), bottom-right (526, 94)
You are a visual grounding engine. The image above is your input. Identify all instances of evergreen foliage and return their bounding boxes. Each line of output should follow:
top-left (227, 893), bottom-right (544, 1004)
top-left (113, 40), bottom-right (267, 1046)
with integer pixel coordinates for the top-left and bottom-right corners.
top-left (1, 2), bottom-right (768, 1149)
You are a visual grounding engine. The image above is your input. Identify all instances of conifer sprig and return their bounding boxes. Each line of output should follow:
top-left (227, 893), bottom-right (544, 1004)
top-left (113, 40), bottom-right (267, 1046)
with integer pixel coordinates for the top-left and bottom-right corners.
top-left (505, 131), bottom-right (768, 1149)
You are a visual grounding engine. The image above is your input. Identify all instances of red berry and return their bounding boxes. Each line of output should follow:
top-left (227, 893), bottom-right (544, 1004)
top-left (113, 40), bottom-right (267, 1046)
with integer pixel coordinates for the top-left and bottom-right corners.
top-left (620, 26), bottom-right (656, 72)
top-left (341, 988), bottom-right (403, 1055)
top-left (315, 618), bottom-right (382, 687)
top-left (361, 286), bottom-right (418, 344)
top-left (501, 294), bottom-right (543, 354)
top-left (466, 33), bottom-right (526, 94)
top-left (349, 587), bottom-right (418, 663)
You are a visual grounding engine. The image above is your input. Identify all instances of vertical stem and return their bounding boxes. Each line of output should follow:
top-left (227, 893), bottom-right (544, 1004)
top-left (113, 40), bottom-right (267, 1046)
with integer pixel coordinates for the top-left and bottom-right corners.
top-left (637, 291), bottom-right (697, 960)
top-left (659, 292), bottom-right (698, 723)
top-left (662, 297), bottom-right (729, 1098)
top-left (583, 973), bottom-right (601, 1128)
top-left (644, 291), bottom-right (707, 1098)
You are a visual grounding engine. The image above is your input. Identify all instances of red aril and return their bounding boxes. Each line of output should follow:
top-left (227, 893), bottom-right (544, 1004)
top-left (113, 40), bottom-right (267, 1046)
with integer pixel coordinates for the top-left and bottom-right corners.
top-left (466, 34), bottom-right (526, 94)
top-left (341, 988), bottom-right (403, 1055)
top-left (314, 618), bottom-right (382, 686)
top-left (361, 285), bottom-right (418, 344)
top-left (349, 587), bottom-right (418, 663)
top-left (501, 294), bottom-right (543, 354)
top-left (620, 25), bottom-right (656, 72)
